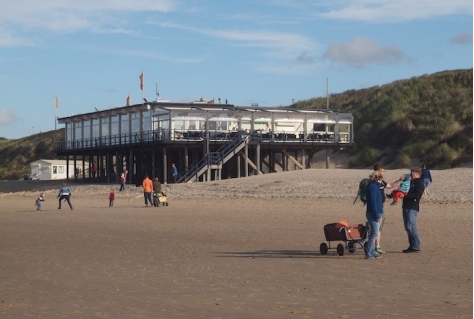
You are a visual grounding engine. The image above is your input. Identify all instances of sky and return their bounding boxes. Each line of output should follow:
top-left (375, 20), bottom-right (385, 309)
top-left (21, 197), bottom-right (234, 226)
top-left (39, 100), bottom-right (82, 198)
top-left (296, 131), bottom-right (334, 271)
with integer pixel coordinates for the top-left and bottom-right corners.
top-left (0, 0), bottom-right (472, 139)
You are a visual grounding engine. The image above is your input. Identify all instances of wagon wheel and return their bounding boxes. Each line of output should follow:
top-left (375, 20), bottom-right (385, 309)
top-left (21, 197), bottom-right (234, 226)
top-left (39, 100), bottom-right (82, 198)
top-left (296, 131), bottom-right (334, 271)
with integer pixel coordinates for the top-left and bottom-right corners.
top-left (320, 243), bottom-right (328, 255)
top-left (348, 242), bottom-right (356, 253)
top-left (336, 244), bottom-right (345, 256)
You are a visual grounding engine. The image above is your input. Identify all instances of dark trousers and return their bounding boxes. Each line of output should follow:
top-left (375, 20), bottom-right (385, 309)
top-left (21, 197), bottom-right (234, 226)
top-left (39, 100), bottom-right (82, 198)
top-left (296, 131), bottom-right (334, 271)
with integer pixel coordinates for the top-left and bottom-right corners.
top-left (58, 195), bottom-right (73, 210)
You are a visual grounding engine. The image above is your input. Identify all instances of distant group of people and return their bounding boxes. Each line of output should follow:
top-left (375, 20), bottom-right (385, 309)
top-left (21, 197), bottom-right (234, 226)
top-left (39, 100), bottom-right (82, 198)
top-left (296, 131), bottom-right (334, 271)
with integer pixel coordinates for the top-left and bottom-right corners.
top-left (364, 162), bottom-right (432, 259)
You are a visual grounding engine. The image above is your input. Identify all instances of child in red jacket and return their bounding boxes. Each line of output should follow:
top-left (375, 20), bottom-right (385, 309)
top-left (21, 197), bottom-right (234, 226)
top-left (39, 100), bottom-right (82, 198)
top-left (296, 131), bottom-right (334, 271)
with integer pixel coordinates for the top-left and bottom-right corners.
top-left (109, 189), bottom-right (115, 207)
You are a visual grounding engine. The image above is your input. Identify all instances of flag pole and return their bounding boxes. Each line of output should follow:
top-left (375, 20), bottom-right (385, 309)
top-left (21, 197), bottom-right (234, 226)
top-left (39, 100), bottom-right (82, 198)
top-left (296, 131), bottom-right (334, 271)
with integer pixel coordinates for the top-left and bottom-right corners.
top-left (141, 70), bottom-right (144, 104)
top-left (54, 94), bottom-right (58, 131)
top-left (54, 94), bottom-right (58, 147)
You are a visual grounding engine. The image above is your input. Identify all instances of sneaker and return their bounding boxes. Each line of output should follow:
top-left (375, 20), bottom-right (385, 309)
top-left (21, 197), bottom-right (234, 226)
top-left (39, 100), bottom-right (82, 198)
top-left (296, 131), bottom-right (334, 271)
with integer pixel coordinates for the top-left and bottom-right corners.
top-left (402, 247), bottom-right (420, 253)
top-left (390, 201), bottom-right (397, 206)
top-left (386, 193), bottom-right (393, 199)
top-left (365, 254), bottom-right (382, 259)
top-left (375, 247), bottom-right (386, 254)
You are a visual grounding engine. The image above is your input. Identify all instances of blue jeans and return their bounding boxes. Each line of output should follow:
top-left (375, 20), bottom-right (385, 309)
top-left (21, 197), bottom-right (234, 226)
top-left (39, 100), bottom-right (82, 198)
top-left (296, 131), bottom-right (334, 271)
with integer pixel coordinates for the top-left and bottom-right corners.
top-left (402, 208), bottom-right (420, 250)
top-left (365, 217), bottom-right (380, 258)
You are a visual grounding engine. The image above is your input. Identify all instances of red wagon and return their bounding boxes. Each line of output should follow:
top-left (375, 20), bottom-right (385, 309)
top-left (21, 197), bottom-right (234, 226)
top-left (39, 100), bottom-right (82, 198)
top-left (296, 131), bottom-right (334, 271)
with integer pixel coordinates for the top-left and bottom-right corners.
top-left (320, 223), bottom-right (367, 256)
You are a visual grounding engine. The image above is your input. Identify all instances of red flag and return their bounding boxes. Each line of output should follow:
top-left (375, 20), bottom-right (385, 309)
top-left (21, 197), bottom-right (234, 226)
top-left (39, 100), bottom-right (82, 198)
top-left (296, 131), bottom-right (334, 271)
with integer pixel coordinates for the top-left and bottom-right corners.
top-left (139, 72), bottom-right (144, 91)
top-left (126, 95), bottom-right (130, 106)
top-left (55, 94), bottom-right (59, 108)
top-left (207, 99), bottom-right (214, 104)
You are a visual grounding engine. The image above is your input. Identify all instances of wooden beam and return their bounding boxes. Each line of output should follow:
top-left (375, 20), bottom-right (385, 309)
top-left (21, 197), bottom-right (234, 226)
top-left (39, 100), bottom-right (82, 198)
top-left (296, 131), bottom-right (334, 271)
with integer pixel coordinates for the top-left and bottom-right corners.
top-left (238, 150), bottom-right (262, 174)
top-left (282, 149), bottom-right (304, 170)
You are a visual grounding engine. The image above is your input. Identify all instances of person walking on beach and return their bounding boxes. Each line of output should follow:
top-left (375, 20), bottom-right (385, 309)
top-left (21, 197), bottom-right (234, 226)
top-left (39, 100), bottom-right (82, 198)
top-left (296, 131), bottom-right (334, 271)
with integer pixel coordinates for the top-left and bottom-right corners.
top-left (92, 162), bottom-right (98, 182)
top-left (372, 162), bottom-right (404, 254)
top-left (119, 170), bottom-right (128, 191)
top-left (142, 175), bottom-right (153, 207)
top-left (421, 164), bottom-right (432, 196)
top-left (109, 188), bottom-right (115, 207)
top-left (402, 167), bottom-right (425, 253)
top-left (365, 171), bottom-right (383, 259)
top-left (57, 183), bottom-right (73, 210)
top-left (152, 177), bottom-right (162, 207)
top-left (171, 163), bottom-right (178, 183)
top-left (35, 192), bottom-right (45, 211)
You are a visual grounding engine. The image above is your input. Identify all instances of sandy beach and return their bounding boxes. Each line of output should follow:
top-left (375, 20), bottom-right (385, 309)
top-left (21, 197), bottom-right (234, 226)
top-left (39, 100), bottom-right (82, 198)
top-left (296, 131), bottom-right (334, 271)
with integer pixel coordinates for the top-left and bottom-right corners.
top-left (0, 168), bottom-right (472, 318)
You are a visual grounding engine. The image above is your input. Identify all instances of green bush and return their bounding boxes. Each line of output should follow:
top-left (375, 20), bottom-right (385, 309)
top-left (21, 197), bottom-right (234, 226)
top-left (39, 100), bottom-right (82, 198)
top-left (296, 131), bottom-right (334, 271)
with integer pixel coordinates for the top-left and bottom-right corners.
top-left (358, 147), bottom-right (380, 167)
top-left (393, 152), bottom-right (412, 168)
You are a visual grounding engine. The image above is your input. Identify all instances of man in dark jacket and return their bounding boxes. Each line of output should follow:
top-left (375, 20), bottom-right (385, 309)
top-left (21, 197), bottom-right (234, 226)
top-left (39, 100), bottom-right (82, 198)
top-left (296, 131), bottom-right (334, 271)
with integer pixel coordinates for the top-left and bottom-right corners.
top-left (402, 167), bottom-right (425, 253)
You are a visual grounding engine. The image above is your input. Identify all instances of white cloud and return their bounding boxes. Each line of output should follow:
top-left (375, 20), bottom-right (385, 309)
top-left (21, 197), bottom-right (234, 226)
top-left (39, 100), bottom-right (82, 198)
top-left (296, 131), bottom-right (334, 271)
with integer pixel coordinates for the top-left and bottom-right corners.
top-left (320, 0), bottom-right (472, 22)
top-left (0, 109), bottom-right (19, 125)
top-left (450, 31), bottom-right (473, 45)
top-left (0, 28), bottom-right (35, 47)
top-left (323, 37), bottom-right (408, 67)
top-left (158, 22), bottom-right (321, 61)
top-left (0, 0), bottom-right (177, 33)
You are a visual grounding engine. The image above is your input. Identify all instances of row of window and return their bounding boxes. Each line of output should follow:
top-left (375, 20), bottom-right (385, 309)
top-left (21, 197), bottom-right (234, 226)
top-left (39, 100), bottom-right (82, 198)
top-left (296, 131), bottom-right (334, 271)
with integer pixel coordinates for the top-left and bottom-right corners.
top-left (65, 110), bottom-right (352, 143)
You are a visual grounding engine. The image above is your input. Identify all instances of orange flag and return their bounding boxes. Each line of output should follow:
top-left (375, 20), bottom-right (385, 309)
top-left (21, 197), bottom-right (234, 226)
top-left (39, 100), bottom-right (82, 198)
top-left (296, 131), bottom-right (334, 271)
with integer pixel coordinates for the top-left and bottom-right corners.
top-left (126, 95), bottom-right (130, 106)
top-left (139, 72), bottom-right (144, 91)
top-left (55, 94), bottom-right (59, 108)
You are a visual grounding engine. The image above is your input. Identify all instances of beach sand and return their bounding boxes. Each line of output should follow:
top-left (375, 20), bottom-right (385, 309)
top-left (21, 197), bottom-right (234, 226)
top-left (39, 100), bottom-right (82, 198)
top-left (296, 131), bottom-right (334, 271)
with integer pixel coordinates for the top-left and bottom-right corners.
top-left (0, 168), bottom-right (472, 318)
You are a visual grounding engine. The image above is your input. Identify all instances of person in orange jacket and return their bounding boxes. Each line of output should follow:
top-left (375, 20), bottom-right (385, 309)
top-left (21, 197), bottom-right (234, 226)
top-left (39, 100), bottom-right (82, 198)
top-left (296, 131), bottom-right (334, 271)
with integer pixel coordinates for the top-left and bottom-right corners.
top-left (142, 175), bottom-right (153, 207)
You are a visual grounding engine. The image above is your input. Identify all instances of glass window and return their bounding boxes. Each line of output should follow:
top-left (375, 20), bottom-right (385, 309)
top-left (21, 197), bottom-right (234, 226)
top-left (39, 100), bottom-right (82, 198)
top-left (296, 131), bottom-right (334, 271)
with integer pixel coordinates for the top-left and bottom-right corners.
top-left (66, 123), bottom-right (73, 142)
top-left (111, 115), bottom-right (119, 136)
top-left (131, 113), bottom-right (140, 133)
top-left (142, 110), bottom-right (151, 132)
top-left (92, 118), bottom-right (100, 138)
top-left (121, 114), bottom-right (130, 134)
top-left (102, 117), bottom-right (110, 137)
top-left (83, 120), bottom-right (91, 139)
top-left (74, 122), bottom-right (82, 140)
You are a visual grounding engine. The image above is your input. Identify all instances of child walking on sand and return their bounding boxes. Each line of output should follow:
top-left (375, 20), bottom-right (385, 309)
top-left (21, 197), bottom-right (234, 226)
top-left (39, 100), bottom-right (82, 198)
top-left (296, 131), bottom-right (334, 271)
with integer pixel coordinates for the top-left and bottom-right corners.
top-left (109, 188), bottom-right (115, 207)
top-left (35, 193), bottom-right (45, 211)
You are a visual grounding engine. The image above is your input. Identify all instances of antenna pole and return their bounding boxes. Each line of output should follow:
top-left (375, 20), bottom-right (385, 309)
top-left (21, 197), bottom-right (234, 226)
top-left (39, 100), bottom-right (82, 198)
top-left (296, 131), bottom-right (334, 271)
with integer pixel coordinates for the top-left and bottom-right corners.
top-left (326, 78), bottom-right (329, 109)
top-left (326, 78), bottom-right (329, 169)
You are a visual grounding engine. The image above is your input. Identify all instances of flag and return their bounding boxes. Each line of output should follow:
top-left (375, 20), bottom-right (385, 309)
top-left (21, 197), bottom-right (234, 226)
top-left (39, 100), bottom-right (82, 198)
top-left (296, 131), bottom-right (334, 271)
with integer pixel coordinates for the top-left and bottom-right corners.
top-left (207, 99), bottom-right (214, 104)
top-left (126, 95), bottom-right (130, 107)
top-left (139, 72), bottom-right (144, 91)
top-left (55, 94), bottom-right (59, 108)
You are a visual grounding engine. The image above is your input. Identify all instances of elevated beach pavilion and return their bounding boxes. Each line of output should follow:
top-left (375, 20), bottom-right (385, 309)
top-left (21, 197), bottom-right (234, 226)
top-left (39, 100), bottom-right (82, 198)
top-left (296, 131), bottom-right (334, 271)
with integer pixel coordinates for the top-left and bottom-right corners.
top-left (56, 101), bottom-right (354, 184)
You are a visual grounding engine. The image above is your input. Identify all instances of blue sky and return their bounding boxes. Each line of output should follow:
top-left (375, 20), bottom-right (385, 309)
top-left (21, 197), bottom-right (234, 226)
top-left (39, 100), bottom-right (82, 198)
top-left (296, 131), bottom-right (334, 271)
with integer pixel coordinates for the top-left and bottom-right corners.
top-left (0, 0), bottom-right (472, 139)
